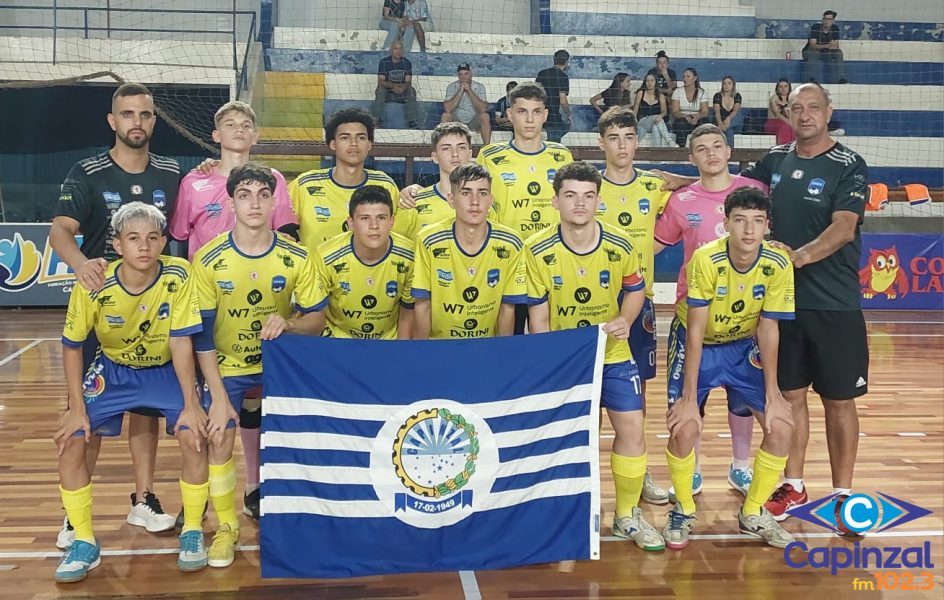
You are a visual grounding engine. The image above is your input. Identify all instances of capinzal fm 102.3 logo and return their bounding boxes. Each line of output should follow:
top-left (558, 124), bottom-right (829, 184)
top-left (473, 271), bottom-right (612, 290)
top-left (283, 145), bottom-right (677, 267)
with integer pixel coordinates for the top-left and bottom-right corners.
top-left (784, 492), bottom-right (934, 576)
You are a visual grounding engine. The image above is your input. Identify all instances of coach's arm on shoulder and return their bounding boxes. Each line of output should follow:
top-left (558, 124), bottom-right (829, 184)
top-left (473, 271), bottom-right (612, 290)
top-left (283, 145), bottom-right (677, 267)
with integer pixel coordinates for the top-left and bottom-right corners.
top-left (50, 216), bottom-right (107, 291)
top-left (788, 210), bottom-right (858, 269)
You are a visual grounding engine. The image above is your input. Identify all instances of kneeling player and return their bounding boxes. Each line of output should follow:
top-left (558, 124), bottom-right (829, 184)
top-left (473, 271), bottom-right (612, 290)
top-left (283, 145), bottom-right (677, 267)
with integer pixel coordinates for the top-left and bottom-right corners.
top-left (191, 163), bottom-right (328, 568)
top-left (525, 161), bottom-right (664, 551)
top-left (319, 186), bottom-right (415, 339)
top-left (55, 202), bottom-right (210, 582)
top-left (663, 187), bottom-right (795, 549)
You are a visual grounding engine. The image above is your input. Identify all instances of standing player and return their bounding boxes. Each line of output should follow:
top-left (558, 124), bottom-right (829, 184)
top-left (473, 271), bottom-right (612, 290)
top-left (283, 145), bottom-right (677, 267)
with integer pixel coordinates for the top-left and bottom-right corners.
top-left (289, 108), bottom-right (399, 251)
top-left (54, 202), bottom-right (210, 582)
top-left (170, 101), bottom-right (298, 259)
top-left (192, 163), bottom-right (328, 568)
top-left (319, 186), bottom-right (415, 339)
top-left (412, 163), bottom-right (527, 339)
top-left (525, 161), bottom-right (664, 551)
top-left (654, 124), bottom-right (768, 500)
top-left (593, 106), bottom-right (672, 505)
top-left (50, 83), bottom-right (181, 547)
top-left (476, 81), bottom-right (573, 333)
top-left (662, 187), bottom-right (795, 550)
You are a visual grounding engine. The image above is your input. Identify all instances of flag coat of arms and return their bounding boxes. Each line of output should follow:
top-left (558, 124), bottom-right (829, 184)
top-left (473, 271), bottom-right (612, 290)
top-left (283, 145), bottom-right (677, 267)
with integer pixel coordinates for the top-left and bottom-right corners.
top-left (260, 326), bottom-right (605, 578)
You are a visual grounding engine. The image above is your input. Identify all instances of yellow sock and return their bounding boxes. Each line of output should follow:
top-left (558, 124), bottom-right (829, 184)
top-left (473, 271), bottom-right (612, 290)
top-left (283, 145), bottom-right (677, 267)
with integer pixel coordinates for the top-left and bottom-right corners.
top-left (666, 448), bottom-right (697, 515)
top-left (742, 448), bottom-right (788, 516)
top-left (612, 452), bottom-right (647, 518)
top-left (179, 479), bottom-right (210, 534)
top-left (209, 459), bottom-right (239, 531)
top-left (61, 483), bottom-right (95, 544)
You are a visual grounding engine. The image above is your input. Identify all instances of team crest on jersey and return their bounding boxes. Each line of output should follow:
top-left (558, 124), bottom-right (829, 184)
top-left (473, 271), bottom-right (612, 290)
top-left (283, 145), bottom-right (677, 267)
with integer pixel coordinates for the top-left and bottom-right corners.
top-left (599, 270), bottom-right (610, 289)
top-left (638, 199), bottom-right (651, 215)
top-left (152, 189), bottom-right (166, 208)
top-left (272, 275), bottom-right (286, 293)
top-left (771, 173), bottom-right (782, 189)
top-left (807, 178), bottom-right (826, 196)
top-left (791, 170), bottom-right (804, 180)
top-left (643, 308), bottom-right (656, 333)
top-left (752, 284), bottom-right (766, 300)
top-left (386, 281), bottom-right (398, 297)
top-left (205, 202), bottom-right (223, 219)
top-left (749, 343), bottom-right (763, 369)
top-left (597, 202), bottom-right (607, 213)
top-left (487, 268), bottom-right (500, 288)
top-left (102, 191), bottom-right (122, 209)
top-left (130, 184), bottom-right (144, 196)
top-left (547, 169), bottom-right (557, 183)
top-left (157, 302), bottom-right (170, 320)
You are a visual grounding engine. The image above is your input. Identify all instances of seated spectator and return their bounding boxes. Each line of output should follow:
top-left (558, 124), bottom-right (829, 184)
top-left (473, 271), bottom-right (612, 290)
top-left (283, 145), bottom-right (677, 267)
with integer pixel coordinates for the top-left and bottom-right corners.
top-left (802, 10), bottom-right (846, 84)
top-left (379, 0), bottom-right (414, 52)
top-left (632, 73), bottom-right (675, 147)
top-left (442, 63), bottom-right (491, 144)
top-left (713, 75), bottom-right (744, 148)
top-left (536, 50), bottom-right (571, 143)
top-left (405, 0), bottom-right (430, 53)
top-left (764, 78), bottom-right (795, 145)
top-left (591, 73), bottom-right (633, 116)
top-left (372, 40), bottom-right (420, 128)
top-left (494, 81), bottom-right (517, 130)
top-left (647, 51), bottom-right (678, 99)
top-left (670, 68), bottom-right (709, 147)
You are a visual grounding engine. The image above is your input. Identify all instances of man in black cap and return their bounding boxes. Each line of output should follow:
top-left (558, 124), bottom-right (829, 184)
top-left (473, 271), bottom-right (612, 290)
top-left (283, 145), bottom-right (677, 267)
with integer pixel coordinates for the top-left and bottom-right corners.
top-left (802, 10), bottom-right (847, 84)
top-left (442, 62), bottom-right (491, 144)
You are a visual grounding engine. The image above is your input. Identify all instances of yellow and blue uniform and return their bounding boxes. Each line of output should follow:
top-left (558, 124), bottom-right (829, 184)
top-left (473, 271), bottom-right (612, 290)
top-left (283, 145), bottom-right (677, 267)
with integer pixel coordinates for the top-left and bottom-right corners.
top-left (596, 170), bottom-right (670, 380)
top-left (476, 141), bottom-right (573, 237)
top-left (317, 231), bottom-right (415, 339)
top-left (191, 231), bottom-right (328, 420)
top-left (413, 220), bottom-right (527, 338)
top-left (288, 167), bottom-right (399, 252)
top-left (61, 257), bottom-right (202, 435)
top-left (666, 237), bottom-right (795, 415)
top-left (393, 183), bottom-right (497, 240)
top-left (525, 222), bottom-right (646, 411)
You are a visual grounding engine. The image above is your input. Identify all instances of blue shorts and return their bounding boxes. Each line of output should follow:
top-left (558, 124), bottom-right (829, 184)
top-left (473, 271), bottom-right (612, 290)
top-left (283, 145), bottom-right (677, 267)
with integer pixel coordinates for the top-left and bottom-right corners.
top-left (628, 298), bottom-right (657, 381)
top-left (666, 316), bottom-right (764, 417)
top-left (201, 373), bottom-right (263, 429)
top-left (80, 353), bottom-right (189, 437)
top-left (602, 360), bottom-right (644, 412)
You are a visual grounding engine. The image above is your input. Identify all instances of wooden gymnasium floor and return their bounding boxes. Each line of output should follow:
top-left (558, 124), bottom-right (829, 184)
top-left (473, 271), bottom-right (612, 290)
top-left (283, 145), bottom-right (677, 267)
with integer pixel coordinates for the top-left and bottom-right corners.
top-left (0, 307), bottom-right (941, 599)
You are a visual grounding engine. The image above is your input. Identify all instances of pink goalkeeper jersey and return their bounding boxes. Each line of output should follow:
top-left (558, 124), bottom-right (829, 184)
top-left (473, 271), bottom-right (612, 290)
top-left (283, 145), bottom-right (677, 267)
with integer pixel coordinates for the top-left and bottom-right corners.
top-left (654, 175), bottom-right (768, 304)
top-left (170, 168), bottom-right (297, 260)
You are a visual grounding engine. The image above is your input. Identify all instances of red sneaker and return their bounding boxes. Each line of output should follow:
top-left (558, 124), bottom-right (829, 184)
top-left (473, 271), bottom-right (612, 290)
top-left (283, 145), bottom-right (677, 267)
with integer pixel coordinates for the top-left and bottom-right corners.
top-left (834, 494), bottom-right (865, 538)
top-left (764, 483), bottom-right (809, 522)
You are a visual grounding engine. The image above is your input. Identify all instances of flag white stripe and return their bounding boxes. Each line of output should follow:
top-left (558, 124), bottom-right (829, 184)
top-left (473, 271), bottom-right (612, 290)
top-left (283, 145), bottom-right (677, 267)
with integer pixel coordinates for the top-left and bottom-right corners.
top-left (263, 431), bottom-right (373, 452)
top-left (263, 383), bottom-right (594, 421)
top-left (494, 446), bottom-right (590, 477)
top-left (492, 416), bottom-right (589, 449)
top-left (479, 477), bottom-right (592, 511)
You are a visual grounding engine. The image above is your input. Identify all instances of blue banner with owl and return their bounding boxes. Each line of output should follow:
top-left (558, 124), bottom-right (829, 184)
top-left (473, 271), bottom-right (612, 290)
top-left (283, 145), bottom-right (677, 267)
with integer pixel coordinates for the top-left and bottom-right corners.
top-left (258, 327), bottom-right (605, 578)
top-left (858, 233), bottom-right (944, 310)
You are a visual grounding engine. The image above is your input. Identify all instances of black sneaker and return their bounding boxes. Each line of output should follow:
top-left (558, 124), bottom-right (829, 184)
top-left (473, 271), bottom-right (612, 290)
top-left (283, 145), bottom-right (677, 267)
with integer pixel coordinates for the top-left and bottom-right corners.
top-left (175, 501), bottom-right (209, 531)
top-left (243, 489), bottom-right (260, 520)
top-left (127, 492), bottom-right (176, 533)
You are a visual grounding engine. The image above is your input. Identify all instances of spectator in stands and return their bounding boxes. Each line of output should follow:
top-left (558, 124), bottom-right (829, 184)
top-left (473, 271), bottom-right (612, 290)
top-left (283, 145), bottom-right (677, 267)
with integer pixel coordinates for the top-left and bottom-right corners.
top-left (713, 75), bottom-right (744, 148)
top-left (647, 51), bottom-right (678, 98)
top-left (591, 73), bottom-right (633, 116)
top-left (442, 63), bottom-right (491, 145)
top-left (494, 81), bottom-right (517, 130)
top-left (379, 0), bottom-right (414, 52)
top-left (536, 49), bottom-right (571, 143)
top-left (405, 0), bottom-right (430, 52)
top-left (670, 67), bottom-right (709, 147)
top-left (372, 40), bottom-right (420, 129)
top-left (764, 78), bottom-right (796, 145)
top-left (633, 73), bottom-right (675, 147)
top-left (802, 10), bottom-right (846, 84)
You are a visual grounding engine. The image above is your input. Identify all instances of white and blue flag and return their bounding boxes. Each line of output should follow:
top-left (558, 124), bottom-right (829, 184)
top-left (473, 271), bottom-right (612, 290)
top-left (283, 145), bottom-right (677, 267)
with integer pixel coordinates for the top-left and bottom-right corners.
top-left (260, 327), bottom-right (605, 578)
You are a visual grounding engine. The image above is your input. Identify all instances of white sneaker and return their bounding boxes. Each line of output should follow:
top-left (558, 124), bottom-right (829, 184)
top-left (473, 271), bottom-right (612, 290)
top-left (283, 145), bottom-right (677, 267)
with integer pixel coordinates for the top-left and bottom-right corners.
top-left (127, 492), bottom-right (176, 533)
top-left (641, 471), bottom-right (670, 505)
top-left (56, 516), bottom-right (75, 550)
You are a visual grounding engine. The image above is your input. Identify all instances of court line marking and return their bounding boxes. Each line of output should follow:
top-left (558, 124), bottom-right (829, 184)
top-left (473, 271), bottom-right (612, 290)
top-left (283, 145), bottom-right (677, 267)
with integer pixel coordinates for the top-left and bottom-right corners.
top-left (459, 570), bottom-right (482, 600)
top-left (0, 337), bottom-right (58, 342)
top-left (0, 339), bottom-right (44, 368)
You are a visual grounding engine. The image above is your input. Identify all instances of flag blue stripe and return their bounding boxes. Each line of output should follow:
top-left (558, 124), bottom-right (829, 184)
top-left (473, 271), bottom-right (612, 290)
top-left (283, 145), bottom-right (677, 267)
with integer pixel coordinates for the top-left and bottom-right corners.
top-left (485, 400), bottom-right (591, 434)
top-left (261, 447), bottom-right (369, 468)
top-left (490, 462), bottom-right (590, 493)
top-left (264, 414), bottom-right (384, 437)
top-left (498, 431), bottom-right (590, 463)
top-left (264, 479), bottom-right (378, 502)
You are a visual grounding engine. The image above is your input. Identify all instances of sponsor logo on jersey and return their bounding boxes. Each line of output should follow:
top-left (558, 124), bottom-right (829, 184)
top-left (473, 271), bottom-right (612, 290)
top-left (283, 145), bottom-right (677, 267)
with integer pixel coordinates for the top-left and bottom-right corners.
top-left (217, 280), bottom-right (235, 292)
top-left (432, 248), bottom-right (450, 259)
top-left (791, 170), bottom-right (804, 180)
top-left (105, 315), bottom-right (125, 327)
top-left (717, 285), bottom-right (728, 297)
top-left (315, 206), bottom-right (331, 218)
top-left (130, 184), bottom-right (144, 196)
top-left (491, 156), bottom-right (508, 165)
top-left (205, 202), bottom-right (222, 219)
top-left (437, 269), bottom-right (453, 283)
top-left (685, 213), bottom-right (703, 227)
top-left (102, 191), bottom-right (122, 209)
top-left (542, 254), bottom-right (556, 266)
top-left (500, 172), bottom-right (517, 185)
top-left (527, 182), bottom-right (541, 196)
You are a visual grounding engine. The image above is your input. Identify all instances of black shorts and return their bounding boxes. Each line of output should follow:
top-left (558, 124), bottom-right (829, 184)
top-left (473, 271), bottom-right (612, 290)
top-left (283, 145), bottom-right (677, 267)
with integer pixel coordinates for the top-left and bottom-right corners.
top-left (778, 309), bottom-right (869, 400)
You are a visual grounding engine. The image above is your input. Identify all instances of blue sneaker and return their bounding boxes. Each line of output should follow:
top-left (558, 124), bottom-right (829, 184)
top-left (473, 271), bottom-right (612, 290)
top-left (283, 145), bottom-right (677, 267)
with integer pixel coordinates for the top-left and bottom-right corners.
top-left (178, 529), bottom-right (207, 572)
top-left (55, 539), bottom-right (101, 583)
top-left (728, 463), bottom-right (753, 496)
top-left (668, 471), bottom-right (703, 505)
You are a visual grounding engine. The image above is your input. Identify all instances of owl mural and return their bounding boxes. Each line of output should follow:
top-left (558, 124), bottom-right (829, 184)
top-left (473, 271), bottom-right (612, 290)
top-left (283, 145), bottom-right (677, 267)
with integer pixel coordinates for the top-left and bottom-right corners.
top-left (859, 246), bottom-right (909, 299)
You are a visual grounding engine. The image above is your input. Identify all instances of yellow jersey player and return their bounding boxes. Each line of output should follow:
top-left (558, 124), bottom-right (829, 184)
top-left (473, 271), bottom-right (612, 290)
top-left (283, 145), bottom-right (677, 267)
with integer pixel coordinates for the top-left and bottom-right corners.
top-left (191, 163), bottom-right (327, 569)
top-left (55, 202), bottom-right (210, 582)
top-left (412, 163), bottom-right (527, 339)
top-left (318, 186), bottom-right (415, 339)
top-left (525, 161), bottom-right (663, 552)
top-left (288, 108), bottom-right (399, 251)
top-left (663, 187), bottom-right (795, 550)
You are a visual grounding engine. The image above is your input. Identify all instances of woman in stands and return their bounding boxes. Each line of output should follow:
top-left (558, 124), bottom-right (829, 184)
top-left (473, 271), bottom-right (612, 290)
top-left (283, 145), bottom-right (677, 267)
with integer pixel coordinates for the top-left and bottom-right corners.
top-left (713, 75), bottom-right (744, 148)
top-left (633, 73), bottom-right (676, 147)
top-left (764, 78), bottom-right (796, 145)
top-left (671, 68), bottom-right (710, 146)
top-left (591, 73), bottom-right (633, 115)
